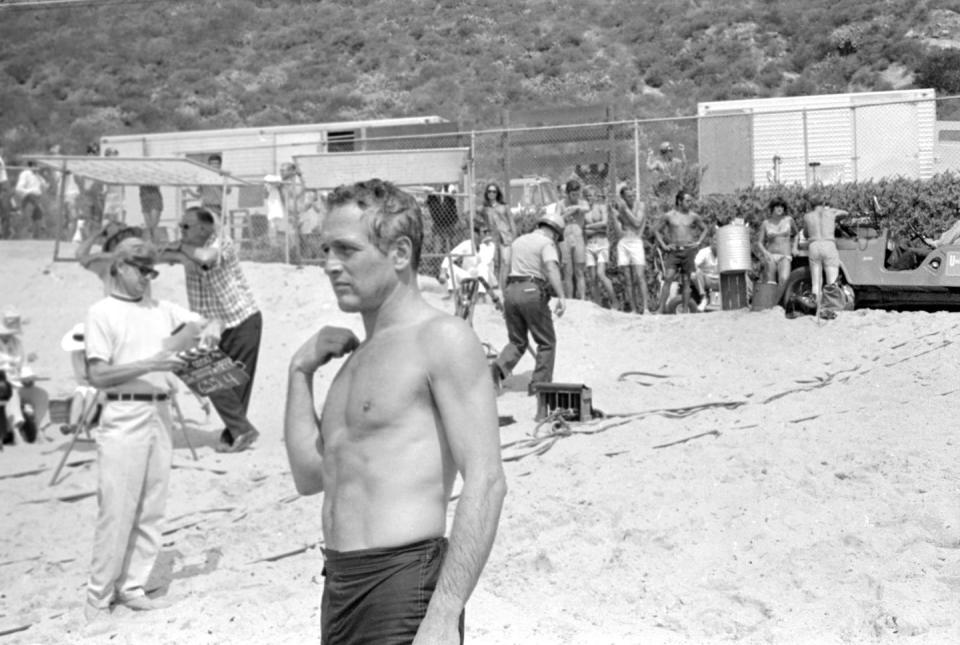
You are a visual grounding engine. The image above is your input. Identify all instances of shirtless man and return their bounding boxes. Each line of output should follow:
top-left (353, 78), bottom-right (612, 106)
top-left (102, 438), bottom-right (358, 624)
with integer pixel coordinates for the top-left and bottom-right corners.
top-left (612, 182), bottom-right (650, 314)
top-left (802, 195), bottom-right (847, 305)
top-left (284, 179), bottom-right (507, 644)
top-left (558, 179), bottom-right (588, 299)
top-left (581, 185), bottom-right (618, 309)
top-left (654, 191), bottom-right (708, 313)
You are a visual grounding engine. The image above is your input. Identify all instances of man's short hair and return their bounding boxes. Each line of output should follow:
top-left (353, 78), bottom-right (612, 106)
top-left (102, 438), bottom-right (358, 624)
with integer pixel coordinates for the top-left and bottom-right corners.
top-left (675, 190), bottom-right (691, 207)
top-left (326, 179), bottom-right (424, 270)
top-left (565, 179), bottom-right (581, 194)
top-left (207, 153), bottom-right (222, 165)
top-left (186, 206), bottom-right (216, 226)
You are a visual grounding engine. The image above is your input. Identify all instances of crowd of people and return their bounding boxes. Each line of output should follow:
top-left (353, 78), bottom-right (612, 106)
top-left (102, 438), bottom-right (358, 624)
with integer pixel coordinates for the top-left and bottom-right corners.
top-left (9, 140), bottom-right (959, 640)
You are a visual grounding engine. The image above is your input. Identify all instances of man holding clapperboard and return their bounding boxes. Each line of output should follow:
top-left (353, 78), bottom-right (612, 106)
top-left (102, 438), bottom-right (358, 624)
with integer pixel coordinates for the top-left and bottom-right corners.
top-left (83, 238), bottom-right (224, 622)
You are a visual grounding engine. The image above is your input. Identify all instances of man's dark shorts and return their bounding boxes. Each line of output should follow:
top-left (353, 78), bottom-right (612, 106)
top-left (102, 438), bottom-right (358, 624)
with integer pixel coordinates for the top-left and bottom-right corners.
top-left (664, 246), bottom-right (697, 275)
top-left (321, 537), bottom-right (464, 645)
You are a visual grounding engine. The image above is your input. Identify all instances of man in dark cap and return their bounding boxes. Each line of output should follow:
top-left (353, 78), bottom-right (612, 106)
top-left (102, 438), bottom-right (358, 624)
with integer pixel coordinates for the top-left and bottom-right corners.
top-left (491, 211), bottom-right (567, 394)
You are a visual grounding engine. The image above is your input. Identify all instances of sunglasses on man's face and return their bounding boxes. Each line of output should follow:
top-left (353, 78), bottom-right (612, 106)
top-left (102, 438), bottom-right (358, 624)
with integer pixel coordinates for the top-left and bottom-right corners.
top-left (124, 261), bottom-right (158, 279)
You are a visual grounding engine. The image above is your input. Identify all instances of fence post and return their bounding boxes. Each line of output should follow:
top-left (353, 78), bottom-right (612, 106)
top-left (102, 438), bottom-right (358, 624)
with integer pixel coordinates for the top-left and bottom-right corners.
top-left (606, 105), bottom-right (617, 199)
top-left (633, 120), bottom-right (641, 198)
top-left (501, 109), bottom-right (510, 222)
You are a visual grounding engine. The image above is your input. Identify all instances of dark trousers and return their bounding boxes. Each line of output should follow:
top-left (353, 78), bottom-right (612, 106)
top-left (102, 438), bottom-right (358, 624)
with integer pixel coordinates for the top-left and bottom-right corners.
top-left (495, 281), bottom-right (556, 386)
top-left (321, 538), bottom-right (463, 645)
top-left (208, 311), bottom-right (261, 437)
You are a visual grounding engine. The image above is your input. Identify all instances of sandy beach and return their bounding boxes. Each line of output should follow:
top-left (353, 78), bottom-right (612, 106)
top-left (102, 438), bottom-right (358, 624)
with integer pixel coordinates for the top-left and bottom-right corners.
top-left (1, 240), bottom-right (958, 644)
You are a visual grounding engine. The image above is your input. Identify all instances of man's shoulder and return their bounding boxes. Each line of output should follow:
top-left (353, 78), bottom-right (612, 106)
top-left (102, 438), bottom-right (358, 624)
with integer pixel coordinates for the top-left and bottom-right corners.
top-left (416, 309), bottom-right (478, 350)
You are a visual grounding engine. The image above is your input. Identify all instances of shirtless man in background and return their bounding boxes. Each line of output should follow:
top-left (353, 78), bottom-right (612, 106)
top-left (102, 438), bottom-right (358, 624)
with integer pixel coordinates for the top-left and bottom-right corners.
top-left (558, 179), bottom-right (588, 299)
top-left (612, 182), bottom-right (651, 314)
top-left (284, 179), bottom-right (507, 644)
top-left (655, 190), bottom-right (708, 313)
top-left (802, 194), bottom-right (846, 306)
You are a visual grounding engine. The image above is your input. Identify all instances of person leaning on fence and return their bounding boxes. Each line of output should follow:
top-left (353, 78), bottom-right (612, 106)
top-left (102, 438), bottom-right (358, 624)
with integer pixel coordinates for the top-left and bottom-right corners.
top-left (646, 141), bottom-right (686, 211)
top-left (284, 179), bottom-right (506, 644)
top-left (491, 211), bottom-right (567, 395)
top-left (161, 206), bottom-right (262, 453)
top-left (82, 238), bottom-right (222, 622)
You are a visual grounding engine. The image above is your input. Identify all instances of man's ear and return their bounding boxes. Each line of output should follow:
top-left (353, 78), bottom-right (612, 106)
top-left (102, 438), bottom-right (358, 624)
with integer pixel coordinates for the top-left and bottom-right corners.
top-left (390, 236), bottom-right (414, 270)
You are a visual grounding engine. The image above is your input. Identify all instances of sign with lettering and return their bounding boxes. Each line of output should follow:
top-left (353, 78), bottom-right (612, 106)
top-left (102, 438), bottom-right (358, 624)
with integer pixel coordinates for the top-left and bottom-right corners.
top-left (174, 348), bottom-right (249, 396)
top-left (947, 252), bottom-right (960, 277)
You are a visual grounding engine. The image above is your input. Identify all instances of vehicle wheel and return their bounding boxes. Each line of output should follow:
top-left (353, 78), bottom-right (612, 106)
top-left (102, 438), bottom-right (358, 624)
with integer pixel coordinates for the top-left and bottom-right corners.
top-left (781, 267), bottom-right (811, 307)
top-left (665, 294), bottom-right (699, 314)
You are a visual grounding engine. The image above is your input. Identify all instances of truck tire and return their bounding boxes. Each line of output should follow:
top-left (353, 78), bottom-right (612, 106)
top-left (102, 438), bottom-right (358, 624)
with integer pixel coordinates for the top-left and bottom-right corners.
top-left (665, 294), bottom-right (699, 314)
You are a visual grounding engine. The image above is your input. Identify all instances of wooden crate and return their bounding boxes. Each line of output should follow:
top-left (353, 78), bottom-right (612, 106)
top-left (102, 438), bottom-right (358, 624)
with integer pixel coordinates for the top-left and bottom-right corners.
top-left (533, 383), bottom-right (592, 422)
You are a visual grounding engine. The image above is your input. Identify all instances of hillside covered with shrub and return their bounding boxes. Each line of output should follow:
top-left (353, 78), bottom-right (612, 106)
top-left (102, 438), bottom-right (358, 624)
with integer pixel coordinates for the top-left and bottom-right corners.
top-left (4, 0), bottom-right (960, 156)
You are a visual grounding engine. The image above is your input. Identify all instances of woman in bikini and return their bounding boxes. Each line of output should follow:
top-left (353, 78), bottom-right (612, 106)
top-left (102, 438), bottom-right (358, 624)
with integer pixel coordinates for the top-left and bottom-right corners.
top-left (757, 196), bottom-right (798, 288)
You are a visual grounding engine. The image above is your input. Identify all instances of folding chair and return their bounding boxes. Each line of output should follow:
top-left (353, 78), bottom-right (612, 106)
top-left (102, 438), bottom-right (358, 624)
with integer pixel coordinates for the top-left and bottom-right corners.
top-left (48, 390), bottom-right (198, 486)
top-left (49, 390), bottom-right (100, 486)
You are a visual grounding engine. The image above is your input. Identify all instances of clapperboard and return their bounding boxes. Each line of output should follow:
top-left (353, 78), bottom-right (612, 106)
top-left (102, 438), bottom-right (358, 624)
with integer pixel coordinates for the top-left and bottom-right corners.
top-left (174, 348), bottom-right (249, 396)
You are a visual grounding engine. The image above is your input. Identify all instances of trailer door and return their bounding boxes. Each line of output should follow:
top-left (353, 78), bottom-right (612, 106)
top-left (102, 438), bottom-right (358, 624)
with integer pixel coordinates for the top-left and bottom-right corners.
top-left (698, 109), bottom-right (752, 194)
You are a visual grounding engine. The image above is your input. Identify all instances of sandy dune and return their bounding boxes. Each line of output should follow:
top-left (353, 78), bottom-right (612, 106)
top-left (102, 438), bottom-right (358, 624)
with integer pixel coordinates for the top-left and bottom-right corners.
top-left (1, 240), bottom-right (958, 644)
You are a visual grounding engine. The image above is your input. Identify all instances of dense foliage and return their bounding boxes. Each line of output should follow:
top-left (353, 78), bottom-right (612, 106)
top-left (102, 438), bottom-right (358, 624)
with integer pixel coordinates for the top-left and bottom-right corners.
top-left (699, 173), bottom-right (960, 239)
top-left (3, 0), bottom-right (960, 157)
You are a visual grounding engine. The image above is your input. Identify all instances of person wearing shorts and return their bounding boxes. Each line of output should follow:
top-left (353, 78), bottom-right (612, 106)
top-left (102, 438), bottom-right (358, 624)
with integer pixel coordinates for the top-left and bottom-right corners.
top-left (558, 179), bottom-right (588, 299)
top-left (321, 538), bottom-right (464, 644)
top-left (802, 195), bottom-right (846, 306)
top-left (613, 182), bottom-right (651, 314)
top-left (581, 186), bottom-right (618, 309)
top-left (654, 191), bottom-right (708, 312)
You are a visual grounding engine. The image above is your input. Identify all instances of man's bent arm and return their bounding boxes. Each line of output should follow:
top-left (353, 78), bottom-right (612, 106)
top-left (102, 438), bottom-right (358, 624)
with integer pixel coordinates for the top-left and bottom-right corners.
top-left (284, 326), bottom-right (359, 496)
top-left (416, 318), bottom-right (507, 643)
top-left (284, 364), bottom-right (324, 495)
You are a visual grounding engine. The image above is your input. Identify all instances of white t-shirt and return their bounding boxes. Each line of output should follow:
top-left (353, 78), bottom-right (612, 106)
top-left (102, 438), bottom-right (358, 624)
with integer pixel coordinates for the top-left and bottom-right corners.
top-left (264, 175), bottom-right (285, 222)
top-left (85, 296), bottom-right (202, 392)
top-left (695, 247), bottom-right (719, 279)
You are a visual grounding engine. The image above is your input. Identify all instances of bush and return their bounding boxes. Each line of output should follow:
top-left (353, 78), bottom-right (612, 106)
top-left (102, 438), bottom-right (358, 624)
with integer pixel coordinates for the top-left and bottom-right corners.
top-left (697, 173), bottom-right (960, 239)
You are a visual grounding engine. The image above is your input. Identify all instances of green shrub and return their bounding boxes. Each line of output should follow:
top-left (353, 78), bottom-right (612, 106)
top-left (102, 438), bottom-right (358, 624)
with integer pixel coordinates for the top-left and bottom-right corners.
top-left (696, 172), bottom-right (960, 239)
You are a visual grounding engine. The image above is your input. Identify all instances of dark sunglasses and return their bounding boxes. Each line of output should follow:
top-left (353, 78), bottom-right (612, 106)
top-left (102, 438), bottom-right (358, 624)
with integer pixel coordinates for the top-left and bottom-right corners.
top-left (124, 261), bottom-right (158, 279)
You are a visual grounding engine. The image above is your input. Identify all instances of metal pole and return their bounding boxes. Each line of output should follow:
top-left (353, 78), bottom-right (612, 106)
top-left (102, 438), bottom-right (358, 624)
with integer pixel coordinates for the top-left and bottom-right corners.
top-left (633, 120), bottom-right (641, 197)
top-left (53, 159), bottom-right (68, 261)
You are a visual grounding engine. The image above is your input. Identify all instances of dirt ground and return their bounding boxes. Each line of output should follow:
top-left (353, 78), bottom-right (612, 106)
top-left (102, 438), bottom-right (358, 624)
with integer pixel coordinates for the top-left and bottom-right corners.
top-left (1, 240), bottom-right (958, 644)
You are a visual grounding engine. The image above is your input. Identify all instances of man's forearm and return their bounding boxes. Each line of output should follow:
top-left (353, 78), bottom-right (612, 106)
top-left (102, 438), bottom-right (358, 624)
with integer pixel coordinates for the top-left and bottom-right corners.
top-left (545, 262), bottom-right (564, 300)
top-left (87, 359), bottom-right (165, 390)
top-left (284, 367), bottom-right (324, 495)
top-left (419, 470), bottom-right (506, 633)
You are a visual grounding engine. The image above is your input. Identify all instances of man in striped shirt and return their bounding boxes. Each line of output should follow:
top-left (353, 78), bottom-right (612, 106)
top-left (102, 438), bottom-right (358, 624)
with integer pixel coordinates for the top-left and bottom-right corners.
top-left (164, 206), bottom-right (261, 452)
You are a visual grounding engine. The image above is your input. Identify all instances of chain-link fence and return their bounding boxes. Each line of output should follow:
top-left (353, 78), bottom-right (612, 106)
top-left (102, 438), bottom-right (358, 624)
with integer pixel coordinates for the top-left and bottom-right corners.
top-left (6, 93), bottom-right (960, 291)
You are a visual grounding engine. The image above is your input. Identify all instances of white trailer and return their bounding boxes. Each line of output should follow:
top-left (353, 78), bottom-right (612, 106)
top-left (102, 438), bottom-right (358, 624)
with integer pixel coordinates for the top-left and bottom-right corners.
top-left (697, 89), bottom-right (936, 194)
top-left (99, 116), bottom-right (450, 228)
